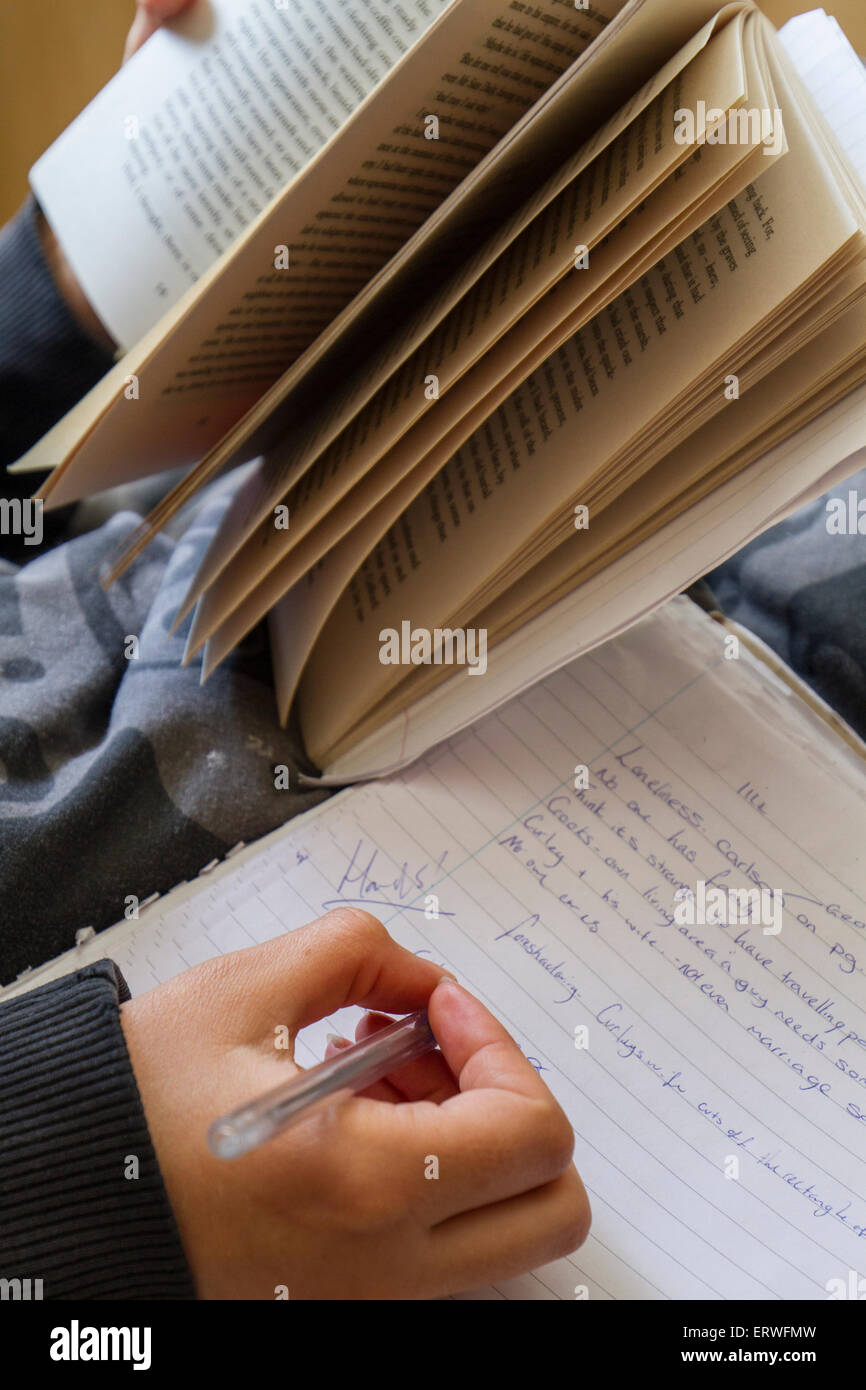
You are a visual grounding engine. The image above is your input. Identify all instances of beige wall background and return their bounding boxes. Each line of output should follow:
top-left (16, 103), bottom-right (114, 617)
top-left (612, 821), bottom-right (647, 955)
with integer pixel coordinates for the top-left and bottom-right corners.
top-left (0, 1), bottom-right (864, 223)
top-left (0, 1), bottom-right (134, 222)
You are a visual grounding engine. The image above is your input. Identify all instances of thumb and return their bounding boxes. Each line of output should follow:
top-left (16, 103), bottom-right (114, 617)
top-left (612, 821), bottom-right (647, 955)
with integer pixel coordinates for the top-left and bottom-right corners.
top-left (139, 0), bottom-right (198, 15)
top-left (124, 0), bottom-right (197, 62)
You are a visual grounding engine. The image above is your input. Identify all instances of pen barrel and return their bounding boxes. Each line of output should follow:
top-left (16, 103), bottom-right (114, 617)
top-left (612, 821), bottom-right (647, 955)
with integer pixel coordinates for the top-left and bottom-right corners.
top-left (208, 1010), bottom-right (436, 1158)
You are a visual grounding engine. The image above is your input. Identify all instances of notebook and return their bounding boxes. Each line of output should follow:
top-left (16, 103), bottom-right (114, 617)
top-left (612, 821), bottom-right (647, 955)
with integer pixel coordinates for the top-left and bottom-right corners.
top-left (6, 596), bottom-right (866, 1300)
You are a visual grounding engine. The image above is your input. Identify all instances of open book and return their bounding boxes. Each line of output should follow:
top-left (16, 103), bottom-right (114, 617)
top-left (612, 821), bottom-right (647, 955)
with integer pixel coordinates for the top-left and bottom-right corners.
top-left (16, 1), bottom-right (866, 777)
top-left (5, 597), bottom-right (866, 1299)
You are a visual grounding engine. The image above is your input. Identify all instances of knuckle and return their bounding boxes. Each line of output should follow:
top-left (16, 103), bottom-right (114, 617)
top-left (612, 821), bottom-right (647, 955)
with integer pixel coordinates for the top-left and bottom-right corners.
top-left (536, 1102), bottom-right (576, 1177)
top-left (549, 1175), bottom-right (592, 1258)
top-left (322, 906), bottom-right (388, 948)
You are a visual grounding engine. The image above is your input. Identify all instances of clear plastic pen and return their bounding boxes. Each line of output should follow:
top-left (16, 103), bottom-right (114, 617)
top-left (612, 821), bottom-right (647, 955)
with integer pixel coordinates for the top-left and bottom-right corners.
top-left (208, 1009), bottom-right (437, 1159)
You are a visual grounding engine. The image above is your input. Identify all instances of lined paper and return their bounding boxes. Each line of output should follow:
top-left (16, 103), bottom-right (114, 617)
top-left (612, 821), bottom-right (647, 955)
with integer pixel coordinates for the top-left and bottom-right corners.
top-left (10, 598), bottom-right (866, 1300)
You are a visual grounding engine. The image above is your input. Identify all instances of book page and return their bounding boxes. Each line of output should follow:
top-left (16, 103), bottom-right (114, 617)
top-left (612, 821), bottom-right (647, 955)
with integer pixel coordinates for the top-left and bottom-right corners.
top-left (184, 12), bottom-right (750, 637)
top-left (31, 0), bottom-right (449, 348)
top-left (26, 1), bottom-right (739, 546)
top-left (97, 1), bottom-right (866, 601)
top-left (194, 98), bottom-right (779, 674)
top-left (467, 291), bottom-right (866, 645)
top-left (185, 25), bottom-right (773, 659)
top-left (435, 252), bottom-right (866, 619)
top-left (199, 145), bottom-right (836, 685)
top-left (312, 271), bottom-right (866, 735)
top-left (780, 8), bottom-right (866, 188)
top-left (29, 0), bottom-right (614, 501)
top-left (7, 599), bottom-right (866, 1301)
top-left (202, 24), bottom-right (865, 689)
top-left (167, 2), bottom-right (745, 622)
top-left (318, 379), bottom-right (866, 783)
top-left (260, 272), bottom-right (866, 725)
top-left (296, 59), bottom-right (863, 764)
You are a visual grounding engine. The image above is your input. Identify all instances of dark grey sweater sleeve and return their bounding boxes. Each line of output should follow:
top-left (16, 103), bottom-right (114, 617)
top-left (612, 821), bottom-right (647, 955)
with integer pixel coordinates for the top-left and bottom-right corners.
top-left (0, 196), bottom-right (115, 468)
top-left (0, 959), bottom-right (196, 1299)
top-left (0, 198), bottom-right (115, 558)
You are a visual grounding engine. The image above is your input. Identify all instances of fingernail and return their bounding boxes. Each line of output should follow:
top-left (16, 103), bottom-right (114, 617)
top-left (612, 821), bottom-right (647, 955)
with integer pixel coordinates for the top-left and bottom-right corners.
top-left (326, 1032), bottom-right (349, 1047)
top-left (438, 973), bottom-right (458, 985)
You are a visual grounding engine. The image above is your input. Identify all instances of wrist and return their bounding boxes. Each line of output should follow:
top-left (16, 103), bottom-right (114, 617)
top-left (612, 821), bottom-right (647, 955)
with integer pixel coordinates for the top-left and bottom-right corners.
top-left (34, 205), bottom-right (116, 351)
top-left (120, 990), bottom-right (208, 1292)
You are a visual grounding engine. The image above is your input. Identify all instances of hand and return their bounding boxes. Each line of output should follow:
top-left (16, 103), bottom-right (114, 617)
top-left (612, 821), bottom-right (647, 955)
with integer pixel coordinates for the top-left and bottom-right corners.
top-left (124, 0), bottom-right (198, 63)
top-left (120, 908), bottom-right (590, 1299)
top-left (37, 0), bottom-right (198, 347)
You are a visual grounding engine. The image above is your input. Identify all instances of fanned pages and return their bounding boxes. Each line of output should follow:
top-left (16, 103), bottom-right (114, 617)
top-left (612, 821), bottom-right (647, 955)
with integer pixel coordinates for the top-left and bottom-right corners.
top-left (16, 1), bottom-right (866, 778)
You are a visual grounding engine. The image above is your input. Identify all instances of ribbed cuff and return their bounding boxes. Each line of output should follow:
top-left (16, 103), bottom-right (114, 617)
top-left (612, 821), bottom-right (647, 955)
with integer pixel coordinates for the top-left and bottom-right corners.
top-left (0, 959), bottom-right (196, 1299)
